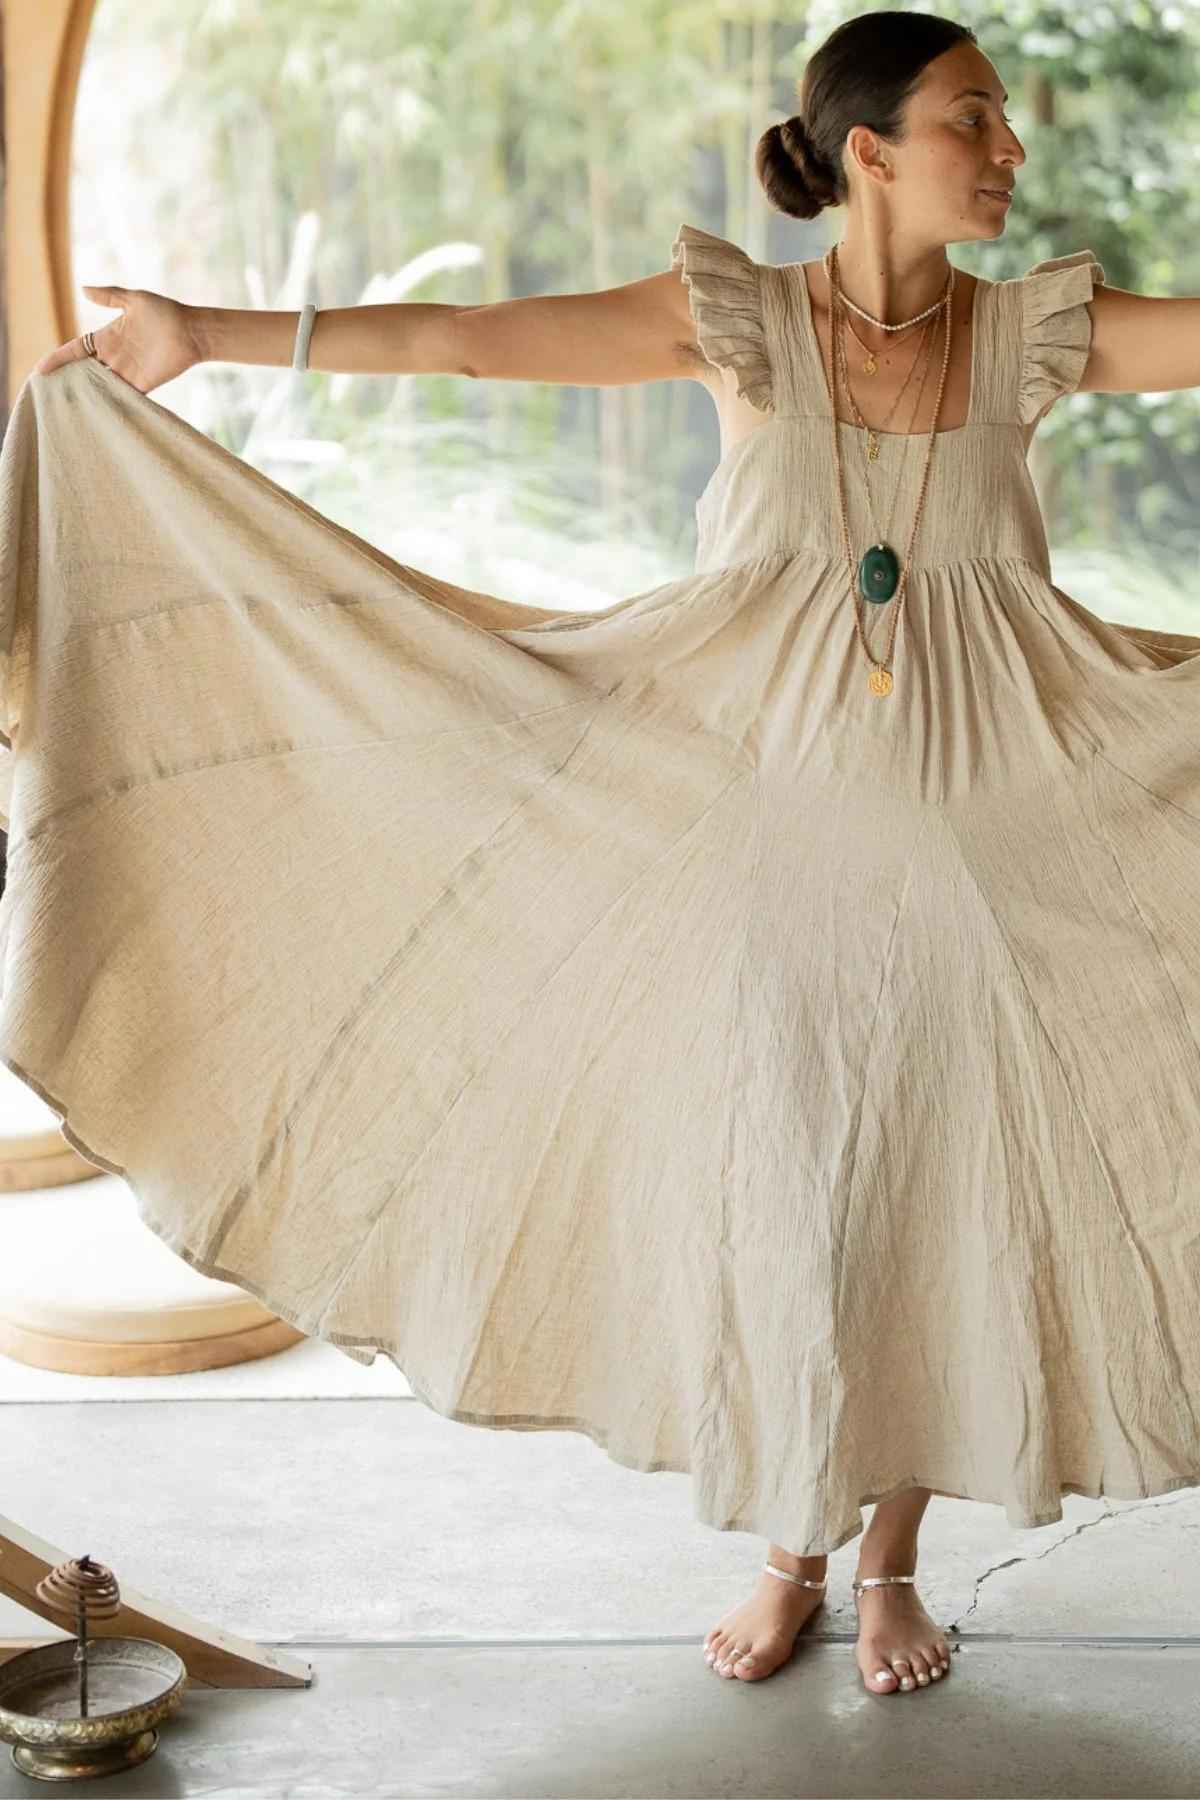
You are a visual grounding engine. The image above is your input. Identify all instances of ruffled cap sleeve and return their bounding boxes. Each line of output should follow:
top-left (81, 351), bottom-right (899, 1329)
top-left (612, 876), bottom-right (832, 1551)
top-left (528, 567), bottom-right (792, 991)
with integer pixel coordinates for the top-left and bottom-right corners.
top-left (671, 222), bottom-right (774, 416)
top-left (1018, 248), bottom-right (1106, 425)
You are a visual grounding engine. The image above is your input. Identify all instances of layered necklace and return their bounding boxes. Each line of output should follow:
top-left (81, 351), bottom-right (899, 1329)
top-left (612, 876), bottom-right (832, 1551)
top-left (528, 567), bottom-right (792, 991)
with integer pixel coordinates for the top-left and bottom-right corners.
top-left (822, 244), bottom-right (955, 696)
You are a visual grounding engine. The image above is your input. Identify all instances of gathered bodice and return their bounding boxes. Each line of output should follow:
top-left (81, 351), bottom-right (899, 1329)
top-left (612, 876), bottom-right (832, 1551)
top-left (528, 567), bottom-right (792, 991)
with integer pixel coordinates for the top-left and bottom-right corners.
top-left (671, 226), bottom-right (1106, 584)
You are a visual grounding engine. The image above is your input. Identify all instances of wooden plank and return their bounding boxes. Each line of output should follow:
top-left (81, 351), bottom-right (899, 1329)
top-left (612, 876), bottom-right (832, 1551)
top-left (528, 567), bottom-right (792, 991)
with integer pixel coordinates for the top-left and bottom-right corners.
top-left (0, 1513), bottom-right (311, 1687)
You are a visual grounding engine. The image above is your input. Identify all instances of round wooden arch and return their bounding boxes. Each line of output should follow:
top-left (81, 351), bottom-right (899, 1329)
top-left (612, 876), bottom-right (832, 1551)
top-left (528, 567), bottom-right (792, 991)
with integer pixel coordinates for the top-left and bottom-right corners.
top-left (0, 1), bottom-right (314, 1383)
top-left (4, 0), bottom-right (98, 409)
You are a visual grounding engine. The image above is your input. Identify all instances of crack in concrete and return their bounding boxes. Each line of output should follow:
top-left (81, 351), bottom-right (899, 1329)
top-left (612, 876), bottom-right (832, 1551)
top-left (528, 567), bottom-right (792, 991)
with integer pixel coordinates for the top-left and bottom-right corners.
top-left (947, 1491), bottom-right (1198, 1633)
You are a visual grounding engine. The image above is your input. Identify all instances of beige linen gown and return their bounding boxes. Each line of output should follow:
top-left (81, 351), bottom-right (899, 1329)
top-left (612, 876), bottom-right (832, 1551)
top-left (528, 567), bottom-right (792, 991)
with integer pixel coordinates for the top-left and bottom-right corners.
top-left (1, 221), bottom-right (1199, 1557)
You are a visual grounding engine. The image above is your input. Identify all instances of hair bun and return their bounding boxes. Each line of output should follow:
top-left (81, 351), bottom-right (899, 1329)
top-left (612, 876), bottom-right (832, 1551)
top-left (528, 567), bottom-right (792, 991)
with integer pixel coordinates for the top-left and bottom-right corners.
top-left (783, 115), bottom-right (835, 188)
top-left (780, 115), bottom-right (814, 165)
top-left (755, 113), bottom-right (836, 221)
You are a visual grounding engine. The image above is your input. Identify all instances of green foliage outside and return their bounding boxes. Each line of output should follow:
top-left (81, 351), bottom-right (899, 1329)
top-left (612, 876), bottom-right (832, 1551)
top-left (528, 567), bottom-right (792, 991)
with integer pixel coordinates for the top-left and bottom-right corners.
top-left (74, 0), bottom-right (1200, 623)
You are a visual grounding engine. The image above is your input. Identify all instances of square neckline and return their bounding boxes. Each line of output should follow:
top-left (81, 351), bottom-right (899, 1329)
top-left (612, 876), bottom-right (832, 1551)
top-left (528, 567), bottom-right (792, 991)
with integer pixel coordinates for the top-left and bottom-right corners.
top-left (793, 258), bottom-right (986, 440)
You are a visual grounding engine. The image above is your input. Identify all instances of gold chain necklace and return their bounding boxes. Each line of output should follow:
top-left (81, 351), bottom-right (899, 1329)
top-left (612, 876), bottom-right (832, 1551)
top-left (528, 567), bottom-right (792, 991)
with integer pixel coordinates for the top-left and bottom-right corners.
top-left (841, 309), bottom-right (927, 378)
top-left (835, 304), bottom-right (939, 566)
top-left (824, 244), bottom-right (954, 697)
top-left (837, 302), bottom-right (937, 464)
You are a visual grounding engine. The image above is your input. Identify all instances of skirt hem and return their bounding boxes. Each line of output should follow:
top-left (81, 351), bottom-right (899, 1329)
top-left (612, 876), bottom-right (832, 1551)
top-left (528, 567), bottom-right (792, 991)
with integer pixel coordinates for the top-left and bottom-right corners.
top-left (6, 1046), bottom-right (1198, 1560)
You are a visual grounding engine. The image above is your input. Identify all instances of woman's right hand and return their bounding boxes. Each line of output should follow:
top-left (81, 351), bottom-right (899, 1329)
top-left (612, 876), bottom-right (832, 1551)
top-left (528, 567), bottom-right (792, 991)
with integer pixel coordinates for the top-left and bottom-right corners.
top-left (33, 285), bottom-right (204, 394)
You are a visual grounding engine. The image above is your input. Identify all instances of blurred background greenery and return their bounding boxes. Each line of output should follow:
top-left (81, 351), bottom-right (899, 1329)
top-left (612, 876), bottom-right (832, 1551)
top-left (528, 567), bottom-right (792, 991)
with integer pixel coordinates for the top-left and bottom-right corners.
top-left (69, 0), bottom-right (1200, 627)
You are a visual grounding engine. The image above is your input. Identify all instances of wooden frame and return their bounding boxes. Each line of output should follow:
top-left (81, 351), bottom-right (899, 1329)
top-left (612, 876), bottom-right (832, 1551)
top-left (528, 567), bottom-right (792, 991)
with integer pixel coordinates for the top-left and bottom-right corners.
top-left (4, 0), bottom-right (97, 408)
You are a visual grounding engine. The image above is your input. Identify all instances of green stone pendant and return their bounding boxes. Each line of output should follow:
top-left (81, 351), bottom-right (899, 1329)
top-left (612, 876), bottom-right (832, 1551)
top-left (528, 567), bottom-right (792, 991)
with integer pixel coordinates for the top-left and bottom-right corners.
top-left (858, 542), bottom-right (900, 604)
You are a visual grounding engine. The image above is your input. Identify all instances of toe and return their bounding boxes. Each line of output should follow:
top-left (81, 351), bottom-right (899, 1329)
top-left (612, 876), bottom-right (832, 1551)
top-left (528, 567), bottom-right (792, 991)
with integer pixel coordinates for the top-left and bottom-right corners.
top-left (908, 1651), bottom-right (932, 1686)
top-left (869, 1664), bottom-right (899, 1691)
top-left (891, 1657), bottom-right (916, 1691)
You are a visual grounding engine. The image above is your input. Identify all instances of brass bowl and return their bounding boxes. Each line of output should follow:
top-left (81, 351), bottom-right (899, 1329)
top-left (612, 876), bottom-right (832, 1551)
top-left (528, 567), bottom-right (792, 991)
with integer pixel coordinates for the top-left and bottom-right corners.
top-left (0, 1636), bottom-right (187, 1781)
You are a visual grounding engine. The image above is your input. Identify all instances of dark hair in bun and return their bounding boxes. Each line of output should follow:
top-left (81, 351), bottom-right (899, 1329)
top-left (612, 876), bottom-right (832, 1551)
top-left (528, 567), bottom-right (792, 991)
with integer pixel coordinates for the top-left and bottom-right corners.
top-left (755, 9), bottom-right (978, 220)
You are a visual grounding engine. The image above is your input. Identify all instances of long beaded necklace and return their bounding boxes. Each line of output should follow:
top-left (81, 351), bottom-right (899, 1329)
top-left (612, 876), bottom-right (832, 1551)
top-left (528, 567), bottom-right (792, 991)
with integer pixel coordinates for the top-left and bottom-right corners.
top-left (822, 244), bottom-right (955, 696)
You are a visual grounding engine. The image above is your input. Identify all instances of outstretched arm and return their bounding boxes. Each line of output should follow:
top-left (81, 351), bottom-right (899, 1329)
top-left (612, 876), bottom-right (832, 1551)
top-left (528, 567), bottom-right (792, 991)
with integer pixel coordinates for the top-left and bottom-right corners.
top-left (1079, 284), bottom-right (1200, 395)
top-left (195, 266), bottom-right (704, 387)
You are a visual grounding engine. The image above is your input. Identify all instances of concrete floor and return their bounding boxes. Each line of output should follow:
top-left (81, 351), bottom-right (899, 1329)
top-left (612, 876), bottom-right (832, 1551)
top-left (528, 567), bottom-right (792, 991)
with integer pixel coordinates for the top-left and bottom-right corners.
top-left (4, 1356), bottom-right (1200, 1798)
top-left (2, 1172), bottom-right (1199, 1797)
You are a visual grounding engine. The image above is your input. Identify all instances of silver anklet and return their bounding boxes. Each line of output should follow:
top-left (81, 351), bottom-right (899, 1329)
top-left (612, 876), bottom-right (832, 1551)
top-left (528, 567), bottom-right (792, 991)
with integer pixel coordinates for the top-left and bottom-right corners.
top-left (762, 1561), bottom-right (827, 1589)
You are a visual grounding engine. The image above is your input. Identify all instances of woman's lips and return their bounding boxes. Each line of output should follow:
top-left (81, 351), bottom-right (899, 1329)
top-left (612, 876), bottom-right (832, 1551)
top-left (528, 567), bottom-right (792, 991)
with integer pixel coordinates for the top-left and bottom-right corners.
top-left (979, 188), bottom-right (1012, 204)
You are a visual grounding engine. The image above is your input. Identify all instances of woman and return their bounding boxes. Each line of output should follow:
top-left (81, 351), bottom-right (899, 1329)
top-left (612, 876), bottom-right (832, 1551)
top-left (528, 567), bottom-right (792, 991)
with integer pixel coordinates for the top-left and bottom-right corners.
top-left (14, 10), bottom-right (1200, 1699)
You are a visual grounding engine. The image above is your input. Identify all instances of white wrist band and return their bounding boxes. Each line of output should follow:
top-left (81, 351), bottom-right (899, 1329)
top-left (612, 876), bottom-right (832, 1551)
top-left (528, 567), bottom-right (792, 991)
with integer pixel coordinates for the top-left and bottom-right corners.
top-left (292, 304), bottom-right (317, 372)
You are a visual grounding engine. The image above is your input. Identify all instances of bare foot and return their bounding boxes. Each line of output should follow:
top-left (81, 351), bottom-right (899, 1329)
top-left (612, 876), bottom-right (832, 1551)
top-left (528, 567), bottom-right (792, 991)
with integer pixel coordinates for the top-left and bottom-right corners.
top-left (703, 1558), bottom-right (827, 1683)
top-left (853, 1571), bottom-right (952, 1695)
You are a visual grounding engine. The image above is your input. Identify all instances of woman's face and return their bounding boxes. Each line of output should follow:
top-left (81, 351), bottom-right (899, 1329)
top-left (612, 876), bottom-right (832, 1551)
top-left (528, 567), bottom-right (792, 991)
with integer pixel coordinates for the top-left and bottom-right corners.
top-left (844, 43), bottom-right (1026, 243)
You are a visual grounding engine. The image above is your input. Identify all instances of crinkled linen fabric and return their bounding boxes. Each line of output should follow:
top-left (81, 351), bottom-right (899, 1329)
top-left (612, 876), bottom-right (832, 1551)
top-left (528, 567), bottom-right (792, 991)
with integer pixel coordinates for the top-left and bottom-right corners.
top-left (0, 223), bottom-right (1198, 1556)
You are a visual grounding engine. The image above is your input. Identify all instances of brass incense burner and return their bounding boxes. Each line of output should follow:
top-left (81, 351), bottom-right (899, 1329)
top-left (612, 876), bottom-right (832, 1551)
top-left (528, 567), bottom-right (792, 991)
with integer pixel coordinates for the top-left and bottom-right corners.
top-left (0, 1553), bottom-right (187, 1781)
